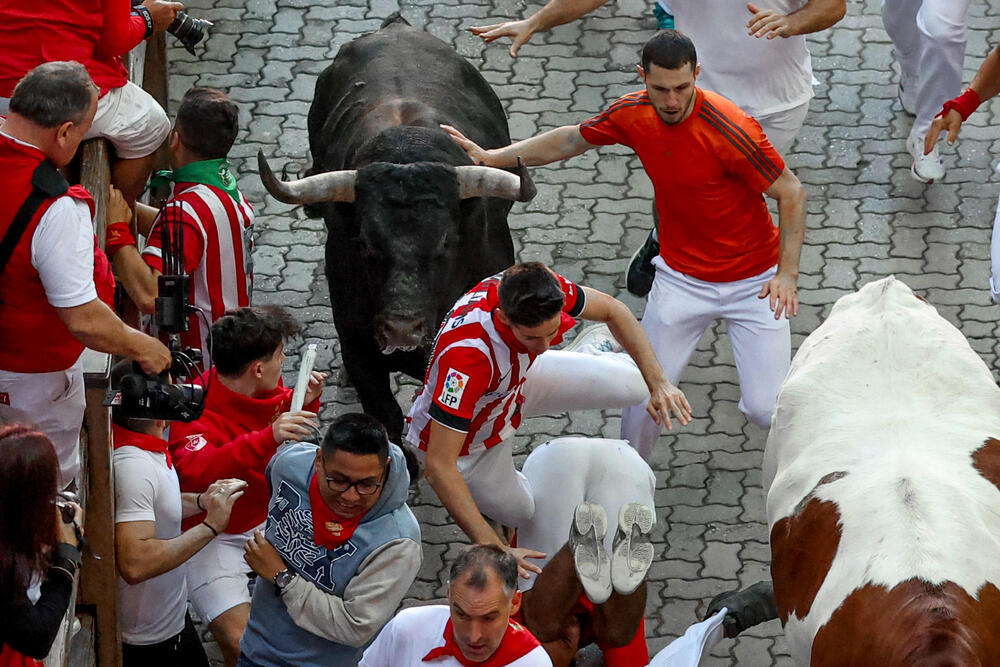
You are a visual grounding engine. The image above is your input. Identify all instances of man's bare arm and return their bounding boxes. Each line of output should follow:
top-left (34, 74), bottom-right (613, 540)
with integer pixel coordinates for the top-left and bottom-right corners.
top-left (441, 124), bottom-right (595, 168)
top-left (759, 168), bottom-right (806, 319)
top-left (926, 44), bottom-right (1000, 153)
top-left (747, 0), bottom-right (846, 39)
top-left (112, 246), bottom-right (161, 314)
top-left (57, 299), bottom-right (171, 374)
top-left (470, 0), bottom-right (611, 57)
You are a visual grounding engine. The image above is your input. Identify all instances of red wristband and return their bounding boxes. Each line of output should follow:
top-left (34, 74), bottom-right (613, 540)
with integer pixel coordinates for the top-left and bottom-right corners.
top-left (105, 222), bottom-right (137, 257)
top-left (940, 88), bottom-right (982, 122)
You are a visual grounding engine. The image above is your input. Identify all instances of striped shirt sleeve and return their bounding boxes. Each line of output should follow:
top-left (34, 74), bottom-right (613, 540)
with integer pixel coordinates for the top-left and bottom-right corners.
top-left (578, 94), bottom-right (647, 148)
top-left (699, 99), bottom-right (785, 192)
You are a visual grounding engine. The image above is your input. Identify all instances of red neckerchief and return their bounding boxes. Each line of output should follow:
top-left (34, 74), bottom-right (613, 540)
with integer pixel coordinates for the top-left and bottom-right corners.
top-left (112, 424), bottom-right (172, 468)
top-left (308, 473), bottom-right (363, 549)
top-left (422, 617), bottom-right (540, 667)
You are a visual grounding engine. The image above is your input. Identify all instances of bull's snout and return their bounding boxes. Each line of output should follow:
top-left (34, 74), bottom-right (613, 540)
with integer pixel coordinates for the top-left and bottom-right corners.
top-left (374, 316), bottom-right (426, 354)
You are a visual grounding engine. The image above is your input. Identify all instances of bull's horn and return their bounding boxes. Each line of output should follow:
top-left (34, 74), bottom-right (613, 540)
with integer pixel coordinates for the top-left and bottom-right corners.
top-left (455, 157), bottom-right (536, 203)
top-left (257, 150), bottom-right (357, 204)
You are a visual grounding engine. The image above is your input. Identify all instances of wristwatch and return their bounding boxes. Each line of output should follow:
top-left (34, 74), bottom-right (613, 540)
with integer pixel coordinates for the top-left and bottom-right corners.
top-left (273, 568), bottom-right (296, 596)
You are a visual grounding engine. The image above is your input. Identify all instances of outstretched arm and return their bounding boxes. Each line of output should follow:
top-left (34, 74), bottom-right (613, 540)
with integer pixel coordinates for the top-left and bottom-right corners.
top-left (577, 287), bottom-right (692, 429)
top-left (442, 124), bottom-right (596, 168)
top-left (746, 0), bottom-right (846, 39)
top-left (925, 44), bottom-right (1000, 154)
top-left (470, 0), bottom-right (611, 57)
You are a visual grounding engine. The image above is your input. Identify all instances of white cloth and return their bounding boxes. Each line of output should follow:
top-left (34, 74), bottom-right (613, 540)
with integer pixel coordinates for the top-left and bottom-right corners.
top-left (113, 446), bottom-right (187, 645)
top-left (0, 359), bottom-right (85, 486)
top-left (647, 608), bottom-right (727, 667)
top-left (83, 80), bottom-right (170, 159)
top-left (360, 605), bottom-right (553, 667)
top-left (755, 100), bottom-right (811, 156)
top-left (881, 0), bottom-right (972, 138)
top-left (622, 259), bottom-right (791, 459)
top-left (186, 523), bottom-right (259, 623)
top-left (671, 0), bottom-right (814, 118)
top-left (413, 349), bottom-right (649, 528)
top-left (990, 165), bottom-right (1000, 304)
top-left (516, 437), bottom-right (656, 592)
top-left (32, 197), bottom-right (98, 308)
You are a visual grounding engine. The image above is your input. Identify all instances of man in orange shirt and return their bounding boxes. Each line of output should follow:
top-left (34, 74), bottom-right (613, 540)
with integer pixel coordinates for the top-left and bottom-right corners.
top-left (445, 30), bottom-right (806, 456)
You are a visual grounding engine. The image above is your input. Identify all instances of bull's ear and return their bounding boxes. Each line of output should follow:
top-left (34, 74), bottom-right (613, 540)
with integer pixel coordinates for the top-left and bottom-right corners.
top-left (515, 156), bottom-right (536, 203)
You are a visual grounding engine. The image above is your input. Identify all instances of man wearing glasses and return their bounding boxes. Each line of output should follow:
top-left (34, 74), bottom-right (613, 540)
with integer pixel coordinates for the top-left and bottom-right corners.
top-left (240, 413), bottom-right (422, 667)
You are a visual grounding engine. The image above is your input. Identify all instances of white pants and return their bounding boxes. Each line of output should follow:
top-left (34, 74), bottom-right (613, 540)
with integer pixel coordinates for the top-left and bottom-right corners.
top-left (186, 525), bottom-right (259, 623)
top-left (517, 437), bottom-right (656, 591)
top-left (756, 100), bottom-right (811, 156)
top-left (882, 0), bottom-right (972, 138)
top-left (991, 167), bottom-right (1000, 304)
top-left (416, 349), bottom-right (650, 528)
top-left (622, 260), bottom-right (790, 459)
top-left (0, 359), bottom-right (85, 487)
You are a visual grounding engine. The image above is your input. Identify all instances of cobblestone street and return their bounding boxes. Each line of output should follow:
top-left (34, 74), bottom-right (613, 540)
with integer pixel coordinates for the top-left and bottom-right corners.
top-left (166, 0), bottom-right (1000, 663)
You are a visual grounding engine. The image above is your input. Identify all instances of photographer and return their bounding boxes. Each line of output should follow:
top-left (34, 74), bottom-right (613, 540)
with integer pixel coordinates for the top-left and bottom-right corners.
top-left (108, 87), bottom-right (255, 370)
top-left (0, 0), bottom-right (185, 206)
top-left (168, 305), bottom-right (325, 667)
top-left (0, 62), bottom-right (171, 488)
top-left (0, 424), bottom-right (85, 662)
top-left (110, 361), bottom-right (248, 667)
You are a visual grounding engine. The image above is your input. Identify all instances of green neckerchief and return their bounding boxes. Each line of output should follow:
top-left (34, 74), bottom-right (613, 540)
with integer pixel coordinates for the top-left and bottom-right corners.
top-left (148, 158), bottom-right (240, 203)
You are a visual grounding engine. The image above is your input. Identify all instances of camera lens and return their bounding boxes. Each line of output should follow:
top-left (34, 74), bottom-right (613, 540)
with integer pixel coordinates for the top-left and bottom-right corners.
top-left (167, 11), bottom-right (210, 55)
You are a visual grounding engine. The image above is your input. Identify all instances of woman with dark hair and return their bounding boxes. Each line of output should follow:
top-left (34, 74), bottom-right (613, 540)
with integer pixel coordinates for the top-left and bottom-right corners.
top-left (0, 424), bottom-right (84, 664)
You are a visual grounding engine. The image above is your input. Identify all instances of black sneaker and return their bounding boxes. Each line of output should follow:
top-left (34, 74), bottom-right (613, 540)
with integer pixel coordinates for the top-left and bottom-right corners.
top-left (704, 580), bottom-right (779, 638)
top-left (625, 230), bottom-right (659, 297)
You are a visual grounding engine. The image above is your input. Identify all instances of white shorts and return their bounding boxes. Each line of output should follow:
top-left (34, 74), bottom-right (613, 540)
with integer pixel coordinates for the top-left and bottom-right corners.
top-left (0, 358), bottom-right (85, 487)
top-left (186, 524), bottom-right (260, 623)
top-left (83, 81), bottom-right (170, 160)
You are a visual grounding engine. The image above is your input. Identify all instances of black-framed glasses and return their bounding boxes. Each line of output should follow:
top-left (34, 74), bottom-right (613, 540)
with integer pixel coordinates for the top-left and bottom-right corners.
top-left (321, 455), bottom-right (387, 495)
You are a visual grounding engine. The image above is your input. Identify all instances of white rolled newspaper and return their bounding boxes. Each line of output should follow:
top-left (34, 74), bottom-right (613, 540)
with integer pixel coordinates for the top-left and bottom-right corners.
top-left (290, 343), bottom-right (318, 412)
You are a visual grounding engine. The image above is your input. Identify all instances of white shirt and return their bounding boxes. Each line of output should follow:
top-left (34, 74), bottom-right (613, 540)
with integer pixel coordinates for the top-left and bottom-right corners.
top-left (360, 605), bottom-right (552, 667)
top-left (113, 446), bottom-right (188, 645)
top-left (672, 0), bottom-right (814, 117)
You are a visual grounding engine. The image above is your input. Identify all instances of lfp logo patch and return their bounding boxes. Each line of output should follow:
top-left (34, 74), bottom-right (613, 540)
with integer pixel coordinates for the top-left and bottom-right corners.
top-left (438, 368), bottom-right (470, 408)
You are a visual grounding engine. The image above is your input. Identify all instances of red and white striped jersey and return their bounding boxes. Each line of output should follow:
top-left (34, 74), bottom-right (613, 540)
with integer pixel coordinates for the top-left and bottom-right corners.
top-left (142, 182), bottom-right (255, 370)
top-left (405, 271), bottom-right (585, 456)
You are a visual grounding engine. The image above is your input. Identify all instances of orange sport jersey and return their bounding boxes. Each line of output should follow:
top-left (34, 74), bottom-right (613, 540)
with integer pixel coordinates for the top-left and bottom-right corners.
top-left (579, 88), bottom-right (785, 283)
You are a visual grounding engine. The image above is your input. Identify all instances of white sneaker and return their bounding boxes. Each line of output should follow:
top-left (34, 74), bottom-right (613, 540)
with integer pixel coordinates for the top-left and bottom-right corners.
top-left (569, 501), bottom-right (613, 604)
top-left (565, 323), bottom-right (623, 354)
top-left (610, 502), bottom-right (655, 595)
top-left (908, 133), bottom-right (944, 184)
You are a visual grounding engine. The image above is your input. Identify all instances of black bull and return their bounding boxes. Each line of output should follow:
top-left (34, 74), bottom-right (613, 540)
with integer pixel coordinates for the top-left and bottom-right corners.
top-left (258, 15), bottom-right (535, 445)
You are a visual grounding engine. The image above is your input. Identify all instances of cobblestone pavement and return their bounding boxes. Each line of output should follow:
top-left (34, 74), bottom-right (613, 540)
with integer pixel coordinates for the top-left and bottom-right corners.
top-left (167, 0), bottom-right (1000, 663)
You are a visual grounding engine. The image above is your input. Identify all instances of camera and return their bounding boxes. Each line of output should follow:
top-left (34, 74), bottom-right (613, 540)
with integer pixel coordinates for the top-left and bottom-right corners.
top-left (168, 11), bottom-right (212, 56)
top-left (110, 354), bottom-right (206, 422)
top-left (56, 491), bottom-right (79, 524)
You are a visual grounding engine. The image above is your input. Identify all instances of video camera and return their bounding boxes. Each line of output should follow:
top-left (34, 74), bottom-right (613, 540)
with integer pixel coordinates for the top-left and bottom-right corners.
top-left (104, 203), bottom-right (210, 422)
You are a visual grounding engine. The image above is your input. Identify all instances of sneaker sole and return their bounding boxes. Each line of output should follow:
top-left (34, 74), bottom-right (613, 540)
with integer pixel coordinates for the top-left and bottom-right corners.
top-left (570, 502), bottom-right (612, 604)
top-left (625, 238), bottom-right (657, 298)
top-left (611, 502), bottom-right (654, 595)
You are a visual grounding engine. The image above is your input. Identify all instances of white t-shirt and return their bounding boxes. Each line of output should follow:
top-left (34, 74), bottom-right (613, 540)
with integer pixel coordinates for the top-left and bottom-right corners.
top-left (113, 446), bottom-right (187, 645)
top-left (360, 605), bottom-right (552, 667)
top-left (672, 0), bottom-right (814, 117)
top-left (0, 130), bottom-right (98, 309)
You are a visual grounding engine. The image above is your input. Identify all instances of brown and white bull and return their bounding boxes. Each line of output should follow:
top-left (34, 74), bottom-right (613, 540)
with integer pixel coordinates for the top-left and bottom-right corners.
top-left (764, 276), bottom-right (1000, 665)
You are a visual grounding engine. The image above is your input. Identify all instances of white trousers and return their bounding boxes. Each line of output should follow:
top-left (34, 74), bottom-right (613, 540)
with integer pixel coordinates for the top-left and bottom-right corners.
top-left (882, 0), bottom-right (972, 138)
top-left (756, 100), bottom-right (811, 156)
top-left (417, 349), bottom-right (650, 528)
top-left (991, 169), bottom-right (1000, 304)
top-left (186, 524), bottom-right (260, 623)
top-left (517, 437), bottom-right (656, 591)
top-left (0, 359), bottom-right (85, 487)
top-left (621, 260), bottom-right (791, 460)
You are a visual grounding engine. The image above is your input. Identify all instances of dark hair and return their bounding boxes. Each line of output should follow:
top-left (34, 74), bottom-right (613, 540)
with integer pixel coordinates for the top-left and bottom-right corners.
top-left (211, 305), bottom-right (301, 377)
top-left (0, 425), bottom-right (60, 603)
top-left (449, 544), bottom-right (518, 595)
top-left (175, 87), bottom-right (240, 160)
top-left (109, 359), bottom-right (157, 432)
top-left (9, 61), bottom-right (97, 128)
top-left (640, 29), bottom-right (698, 73)
top-left (321, 413), bottom-right (389, 462)
top-left (498, 262), bottom-right (565, 327)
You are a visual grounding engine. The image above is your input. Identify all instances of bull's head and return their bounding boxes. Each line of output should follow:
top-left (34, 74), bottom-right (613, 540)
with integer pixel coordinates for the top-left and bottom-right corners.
top-left (258, 151), bottom-right (534, 355)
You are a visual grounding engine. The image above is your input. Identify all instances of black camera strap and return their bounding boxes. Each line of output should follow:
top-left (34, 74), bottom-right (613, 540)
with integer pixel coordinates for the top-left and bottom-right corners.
top-left (0, 160), bottom-right (70, 276)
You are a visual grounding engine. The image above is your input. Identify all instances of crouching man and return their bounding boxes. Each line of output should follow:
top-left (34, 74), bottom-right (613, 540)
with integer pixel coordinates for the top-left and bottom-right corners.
top-left (361, 545), bottom-right (552, 667)
top-left (239, 413), bottom-right (421, 667)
